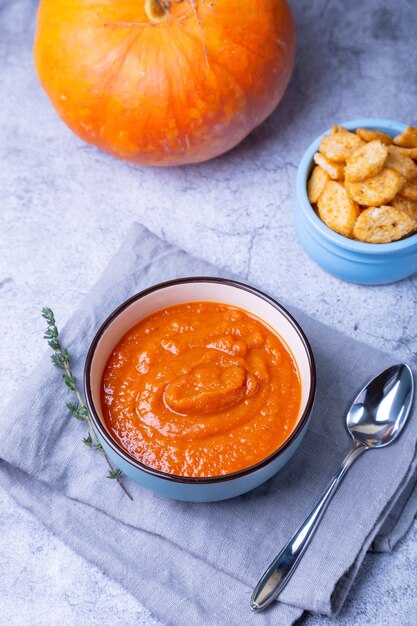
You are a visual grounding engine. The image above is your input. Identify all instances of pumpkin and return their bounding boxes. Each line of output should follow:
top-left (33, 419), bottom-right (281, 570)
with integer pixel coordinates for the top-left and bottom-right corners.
top-left (34, 0), bottom-right (296, 166)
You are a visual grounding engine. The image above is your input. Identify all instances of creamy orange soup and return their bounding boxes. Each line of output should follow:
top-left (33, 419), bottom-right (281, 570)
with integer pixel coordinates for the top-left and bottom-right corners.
top-left (101, 302), bottom-right (301, 477)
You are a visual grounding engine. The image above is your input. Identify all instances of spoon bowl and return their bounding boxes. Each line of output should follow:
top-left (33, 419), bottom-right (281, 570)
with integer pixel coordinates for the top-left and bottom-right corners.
top-left (347, 364), bottom-right (414, 448)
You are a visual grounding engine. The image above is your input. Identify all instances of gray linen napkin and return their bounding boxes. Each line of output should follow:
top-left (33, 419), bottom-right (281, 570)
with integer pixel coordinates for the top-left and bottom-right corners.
top-left (1, 223), bottom-right (417, 626)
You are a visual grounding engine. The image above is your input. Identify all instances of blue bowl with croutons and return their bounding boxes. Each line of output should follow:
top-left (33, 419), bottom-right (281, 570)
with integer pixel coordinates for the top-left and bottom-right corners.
top-left (294, 118), bottom-right (417, 285)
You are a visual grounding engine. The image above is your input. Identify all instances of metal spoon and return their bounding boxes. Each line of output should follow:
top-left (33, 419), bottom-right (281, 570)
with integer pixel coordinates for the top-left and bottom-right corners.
top-left (251, 363), bottom-right (414, 612)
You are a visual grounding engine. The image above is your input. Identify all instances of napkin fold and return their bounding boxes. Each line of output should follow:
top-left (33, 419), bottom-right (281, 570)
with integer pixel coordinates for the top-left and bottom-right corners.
top-left (1, 223), bottom-right (416, 626)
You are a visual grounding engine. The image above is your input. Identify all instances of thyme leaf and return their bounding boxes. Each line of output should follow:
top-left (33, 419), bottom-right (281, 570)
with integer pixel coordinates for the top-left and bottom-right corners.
top-left (42, 307), bottom-right (133, 501)
top-left (107, 469), bottom-right (123, 480)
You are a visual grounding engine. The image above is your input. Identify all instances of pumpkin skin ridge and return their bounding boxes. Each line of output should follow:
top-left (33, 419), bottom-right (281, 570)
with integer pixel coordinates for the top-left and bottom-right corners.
top-left (159, 32), bottom-right (191, 157)
top-left (161, 23), bottom-right (251, 156)
top-left (34, 0), bottom-right (296, 166)
top-left (99, 30), bottom-right (146, 144)
top-left (102, 31), bottom-right (169, 156)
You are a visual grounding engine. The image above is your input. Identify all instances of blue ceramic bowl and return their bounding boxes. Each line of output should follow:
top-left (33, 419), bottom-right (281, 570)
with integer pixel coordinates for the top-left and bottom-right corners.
top-left (295, 118), bottom-right (417, 285)
top-left (84, 278), bottom-right (316, 502)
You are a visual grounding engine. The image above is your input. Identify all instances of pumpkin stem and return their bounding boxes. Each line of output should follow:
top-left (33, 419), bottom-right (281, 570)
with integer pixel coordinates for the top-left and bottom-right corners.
top-left (144, 0), bottom-right (171, 23)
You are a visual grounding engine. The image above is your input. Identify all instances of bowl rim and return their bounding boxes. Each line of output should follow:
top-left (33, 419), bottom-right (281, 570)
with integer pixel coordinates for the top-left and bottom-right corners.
top-left (84, 277), bottom-right (316, 484)
top-left (297, 117), bottom-right (417, 255)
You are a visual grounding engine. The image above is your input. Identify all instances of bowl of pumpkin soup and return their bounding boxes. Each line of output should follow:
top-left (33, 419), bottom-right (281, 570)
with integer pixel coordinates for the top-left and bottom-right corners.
top-left (84, 278), bottom-right (316, 502)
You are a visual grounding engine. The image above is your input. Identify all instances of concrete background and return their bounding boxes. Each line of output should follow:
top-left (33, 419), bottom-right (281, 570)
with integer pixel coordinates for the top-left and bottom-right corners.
top-left (1, 0), bottom-right (417, 623)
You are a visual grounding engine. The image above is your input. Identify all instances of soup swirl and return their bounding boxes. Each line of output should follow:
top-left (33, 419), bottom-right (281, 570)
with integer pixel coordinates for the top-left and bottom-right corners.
top-left (101, 302), bottom-right (301, 477)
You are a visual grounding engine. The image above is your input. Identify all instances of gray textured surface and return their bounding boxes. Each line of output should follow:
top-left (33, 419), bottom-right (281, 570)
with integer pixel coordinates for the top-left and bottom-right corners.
top-left (1, 0), bottom-right (417, 624)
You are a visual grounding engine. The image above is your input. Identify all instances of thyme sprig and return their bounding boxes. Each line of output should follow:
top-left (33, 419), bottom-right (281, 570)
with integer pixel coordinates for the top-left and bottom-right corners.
top-left (41, 307), bottom-right (133, 500)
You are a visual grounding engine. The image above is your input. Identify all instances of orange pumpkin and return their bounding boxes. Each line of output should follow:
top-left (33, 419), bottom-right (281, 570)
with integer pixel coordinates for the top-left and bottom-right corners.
top-left (34, 0), bottom-right (296, 166)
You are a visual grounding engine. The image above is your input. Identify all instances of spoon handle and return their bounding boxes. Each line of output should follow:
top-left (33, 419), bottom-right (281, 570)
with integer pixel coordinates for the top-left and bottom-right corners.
top-left (250, 442), bottom-right (366, 612)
